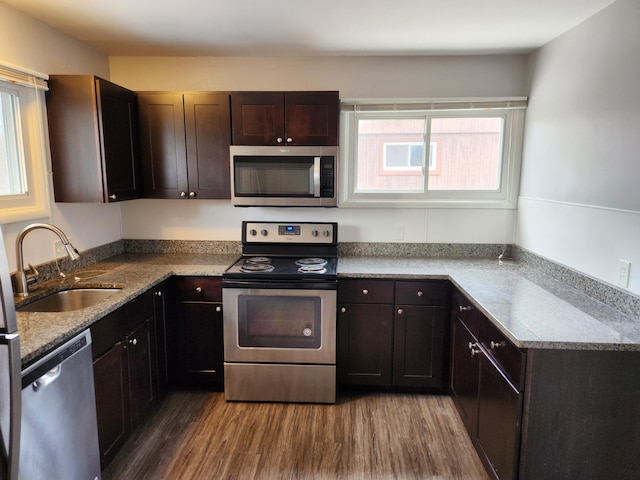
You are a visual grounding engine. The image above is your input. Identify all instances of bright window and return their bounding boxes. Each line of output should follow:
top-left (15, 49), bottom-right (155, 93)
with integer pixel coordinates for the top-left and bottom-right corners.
top-left (340, 98), bottom-right (526, 208)
top-left (0, 65), bottom-right (50, 223)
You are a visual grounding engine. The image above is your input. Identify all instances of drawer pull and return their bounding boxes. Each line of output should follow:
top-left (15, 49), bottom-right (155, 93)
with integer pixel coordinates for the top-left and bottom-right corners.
top-left (195, 287), bottom-right (202, 293)
top-left (155, 291), bottom-right (162, 297)
top-left (215, 306), bottom-right (221, 312)
top-left (468, 342), bottom-right (480, 356)
top-left (459, 305), bottom-right (473, 312)
top-left (397, 308), bottom-right (403, 315)
top-left (362, 289), bottom-right (369, 295)
top-left (340, 307), bottom-right (347, 313)
top-left (490, 341), bottom-right (505, 349)
top-left (416, 290), bottom-right (423, 297)
top-left (129, 338), bottom-right (137, 346)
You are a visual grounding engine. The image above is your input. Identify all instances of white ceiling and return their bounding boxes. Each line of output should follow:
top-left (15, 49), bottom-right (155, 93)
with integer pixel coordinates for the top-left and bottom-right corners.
top-left (2, 0), bottom-right (617, 56)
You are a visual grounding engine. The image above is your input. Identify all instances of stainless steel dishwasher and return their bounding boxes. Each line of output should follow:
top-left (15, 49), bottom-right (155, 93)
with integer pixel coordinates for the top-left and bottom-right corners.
top-left (20, 329), bottom-right (101, 480)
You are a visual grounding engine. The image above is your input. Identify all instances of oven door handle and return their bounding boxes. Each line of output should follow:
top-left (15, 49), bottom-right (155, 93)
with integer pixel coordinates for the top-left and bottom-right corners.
top-left (313, 156), bottom-right (321, 197)
top-left (222, 279), bottom-right (337, 290)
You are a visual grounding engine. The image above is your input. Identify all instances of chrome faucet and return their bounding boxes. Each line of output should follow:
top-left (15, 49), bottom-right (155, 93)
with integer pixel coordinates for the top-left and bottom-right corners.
top-left (14, 223), bottom-right (80, 296)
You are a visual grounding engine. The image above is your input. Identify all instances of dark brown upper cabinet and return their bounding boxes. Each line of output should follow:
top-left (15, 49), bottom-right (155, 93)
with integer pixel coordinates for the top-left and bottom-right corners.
top-left (137, 92), bottom-right (231, 199)
top-left (231, 91), bottom-right (339, 146)
top-left (46, 75), bottom-right (141, 203)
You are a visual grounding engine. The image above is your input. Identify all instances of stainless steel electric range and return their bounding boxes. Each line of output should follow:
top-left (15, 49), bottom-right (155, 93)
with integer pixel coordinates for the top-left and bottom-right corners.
top-left (222, 221), bottom-right (338, 404)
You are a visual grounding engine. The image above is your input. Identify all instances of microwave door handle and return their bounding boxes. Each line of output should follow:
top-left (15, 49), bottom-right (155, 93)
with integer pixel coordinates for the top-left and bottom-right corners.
top-left (313, 156), bottom-right (321, 197)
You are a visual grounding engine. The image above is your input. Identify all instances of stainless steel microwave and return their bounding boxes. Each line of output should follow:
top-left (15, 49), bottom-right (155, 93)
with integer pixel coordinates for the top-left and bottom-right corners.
top-left (229, 146), bottom-right (338, 207)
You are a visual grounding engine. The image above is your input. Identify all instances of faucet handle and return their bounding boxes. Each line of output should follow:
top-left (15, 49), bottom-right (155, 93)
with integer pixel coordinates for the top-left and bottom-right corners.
top-left (26, 264), bottom-right (39, 285)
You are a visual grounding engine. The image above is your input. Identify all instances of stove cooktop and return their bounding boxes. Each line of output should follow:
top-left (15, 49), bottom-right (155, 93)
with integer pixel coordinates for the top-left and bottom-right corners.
top-left (224, 255), bottom-right (338, 280)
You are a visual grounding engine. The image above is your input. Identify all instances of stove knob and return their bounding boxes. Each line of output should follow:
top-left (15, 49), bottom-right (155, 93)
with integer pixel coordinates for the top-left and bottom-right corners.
top-left (261, 229), bottom-right (268, 237)
top-left (249, 229), bottom-right (257, 236)
top-left (311, 230), bottom-right (319, 237)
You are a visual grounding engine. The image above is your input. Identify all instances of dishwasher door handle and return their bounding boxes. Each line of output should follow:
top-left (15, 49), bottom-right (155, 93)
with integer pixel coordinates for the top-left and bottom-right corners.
top-left (32, 365), bottom-right (62, 392)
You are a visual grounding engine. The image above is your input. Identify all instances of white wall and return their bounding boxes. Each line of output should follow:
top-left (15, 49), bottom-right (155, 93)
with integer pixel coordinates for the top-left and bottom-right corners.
top-left (0, 2), bottom-right (119, 271)
top-left (518, 0), bottom-right (640, 294)
top-left (111, 54), bottom-right (527, 244)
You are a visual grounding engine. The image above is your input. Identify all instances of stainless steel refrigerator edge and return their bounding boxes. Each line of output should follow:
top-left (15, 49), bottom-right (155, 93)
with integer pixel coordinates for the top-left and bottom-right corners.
top-left (0, 228), bottom-right (21, 480)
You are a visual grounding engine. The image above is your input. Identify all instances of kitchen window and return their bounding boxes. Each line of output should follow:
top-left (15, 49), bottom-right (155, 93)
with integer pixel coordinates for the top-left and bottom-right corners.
top-left (339, 98), bottom-right (526, 208)
top-left (0, 63), bottom-right (50, 223)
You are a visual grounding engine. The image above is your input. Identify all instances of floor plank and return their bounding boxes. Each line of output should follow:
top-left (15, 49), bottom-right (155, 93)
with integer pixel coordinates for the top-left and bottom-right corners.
top-left (103, 391), bottom-right (489, 480)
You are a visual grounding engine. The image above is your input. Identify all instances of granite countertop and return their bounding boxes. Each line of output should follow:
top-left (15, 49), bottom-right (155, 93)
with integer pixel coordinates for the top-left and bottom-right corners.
top-left (15, 253), bottom-right (640, 365)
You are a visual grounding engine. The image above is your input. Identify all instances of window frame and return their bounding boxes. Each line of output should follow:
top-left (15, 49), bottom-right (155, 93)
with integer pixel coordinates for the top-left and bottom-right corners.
top-left (0, 74), bottom-right (51, 223)
top-left (339, 98), bottom-right (526, 209)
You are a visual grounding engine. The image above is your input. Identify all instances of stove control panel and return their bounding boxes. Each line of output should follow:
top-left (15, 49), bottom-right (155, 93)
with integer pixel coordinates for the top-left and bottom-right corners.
top-left (243, 222), bottom-right (336, 244)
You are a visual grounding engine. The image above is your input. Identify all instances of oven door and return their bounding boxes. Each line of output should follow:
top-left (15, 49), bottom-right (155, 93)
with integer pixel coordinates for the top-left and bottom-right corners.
top-left (222, 284), bottom-right (336, 364)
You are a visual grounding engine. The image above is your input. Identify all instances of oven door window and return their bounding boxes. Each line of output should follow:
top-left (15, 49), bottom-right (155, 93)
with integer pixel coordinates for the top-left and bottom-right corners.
top-left (233, 157), bottom-right (314, 197)
top-left (237, 295), bottom-right (321, 349)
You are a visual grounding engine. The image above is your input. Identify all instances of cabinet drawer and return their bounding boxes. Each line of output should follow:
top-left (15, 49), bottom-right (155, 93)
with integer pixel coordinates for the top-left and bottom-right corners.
top-left (479, 316), bottom-right (525, 389)
top-left (91, 290), bottom-right (154, 359)
top-left (395, 280), bottom-right (449, 306)
top-left (175, 276), bottom-right (222, 302)
top-left (338, 279), bottom-right (394, 304)
top-left (452, 290), bottom-right (479, 338)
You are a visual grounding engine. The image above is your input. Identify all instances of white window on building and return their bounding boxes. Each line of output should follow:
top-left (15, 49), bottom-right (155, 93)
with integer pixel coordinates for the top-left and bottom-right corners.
top-left (0, 64), bottom-right (50, 223)
top-left (340, 98), bottom-right (526, 208)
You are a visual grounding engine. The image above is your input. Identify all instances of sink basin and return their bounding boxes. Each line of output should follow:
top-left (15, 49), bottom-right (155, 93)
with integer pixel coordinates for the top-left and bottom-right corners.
top-left (18, 288), bottom-right (122, 312)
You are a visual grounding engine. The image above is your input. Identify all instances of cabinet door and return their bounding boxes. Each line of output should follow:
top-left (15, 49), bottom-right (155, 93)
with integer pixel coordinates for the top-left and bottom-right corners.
top-left (93, 340), bottom-right (130, 468)
top-left (450, 317), bottom-right (480, 438)
top-left (337, 303), bottom-right (394, 385)
top-left (153, 283), bottom-right (169, 399)
top-left (184, 93), bottom-right (231, 198)
top-left (476, 353), bottom-right (522, 480)
top-left (96, 77), bottom-right (141, 202)
top-left (174, 301), bottom-right (224, 387)
top-left (285, 92), bottom-right (339, 146)
top-left (138, 93), bottom-right (188, 198)
top-left (392, 305), bottom-right (447, 389)
top-left (231, 92), bottom-right (284, 145)
top-left (127, 317), bottom-right (156, 428)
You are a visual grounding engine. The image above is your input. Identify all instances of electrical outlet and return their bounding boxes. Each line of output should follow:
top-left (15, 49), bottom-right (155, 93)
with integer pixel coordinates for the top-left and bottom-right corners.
top-left (53, 240), bottom-right (66, 258)
top-left (392, 225), bottom-right (405, 241)
top-left (618, 260), bottom-right (631, 288)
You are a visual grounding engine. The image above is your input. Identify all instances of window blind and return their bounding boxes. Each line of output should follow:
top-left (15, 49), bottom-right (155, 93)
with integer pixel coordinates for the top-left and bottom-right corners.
top-left (341, 97), bottom-right (527, 112)
top-left (0, 61), bottom-right (48, 90)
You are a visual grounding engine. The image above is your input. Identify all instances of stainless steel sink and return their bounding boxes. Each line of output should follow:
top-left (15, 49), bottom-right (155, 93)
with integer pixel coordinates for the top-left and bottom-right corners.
top-left (18, 288), bottom-right (121, 312)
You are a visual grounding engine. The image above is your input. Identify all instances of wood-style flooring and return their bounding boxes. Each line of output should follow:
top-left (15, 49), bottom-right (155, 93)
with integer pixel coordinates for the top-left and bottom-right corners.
top-left (103, 390), bottom-right (490, 480)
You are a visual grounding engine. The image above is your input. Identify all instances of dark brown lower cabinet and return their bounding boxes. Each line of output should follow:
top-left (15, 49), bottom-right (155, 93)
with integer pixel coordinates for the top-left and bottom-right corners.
top-left (338, 278), bottom-right (449, 391)
top-left (170, 276), bottom-right (224, 388)
top-left (90, 289), bottom-right (162, 468)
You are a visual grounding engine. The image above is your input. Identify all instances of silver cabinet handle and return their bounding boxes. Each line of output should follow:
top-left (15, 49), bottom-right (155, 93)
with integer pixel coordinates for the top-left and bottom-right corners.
top-left (196, 287), bottom-right (202, 293)
top-left (459, 305), bottom-right (473, 311)
top-left (180, 191), bottom-right (187, 197)
top-left (276, 137), bottom-right (283, 143)
top-left (397, 308), bottom-right (403, 315)
top-left (362, 289), bottom-right (369, 295)
top-left (417, 290), bottom-right (423, 297)
top-left (340, 307), bottom-right (347, 313)
top-left (468, 342), bottom-right (480, 356)
top-left (189, 191), bottom-right (196, 198)
top-left (155, 290), bottom-right (162, 297)
top-left (130, 338), bottom-right (137, 346)
top-left (490, 341), bottom-right (505, 349)
top-left (216, 306), bottom-right (221, 312)
top-left (109, 194), bottom-right (117, 200)
top-left (286, 137), bottom-right (293, 143)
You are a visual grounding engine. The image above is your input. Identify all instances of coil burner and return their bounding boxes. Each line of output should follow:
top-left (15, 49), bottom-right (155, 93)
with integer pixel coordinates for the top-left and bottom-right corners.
top-left (240, 257), bottom-right (274, 273)
top-left (296, 257), bottom-right (328, 274)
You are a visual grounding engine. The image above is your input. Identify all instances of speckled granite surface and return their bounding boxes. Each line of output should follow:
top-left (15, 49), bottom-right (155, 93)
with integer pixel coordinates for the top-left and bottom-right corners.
top-left (14, 244), bottom-right (640, 367)
top-left (338, 256), bottom-right (640, 352)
